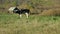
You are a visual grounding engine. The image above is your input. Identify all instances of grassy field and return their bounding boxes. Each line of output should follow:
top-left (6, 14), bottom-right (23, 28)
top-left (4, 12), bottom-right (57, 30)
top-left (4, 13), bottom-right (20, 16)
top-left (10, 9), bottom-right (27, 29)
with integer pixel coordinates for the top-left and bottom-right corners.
top-left (0, 13), bottom-right (60, 34)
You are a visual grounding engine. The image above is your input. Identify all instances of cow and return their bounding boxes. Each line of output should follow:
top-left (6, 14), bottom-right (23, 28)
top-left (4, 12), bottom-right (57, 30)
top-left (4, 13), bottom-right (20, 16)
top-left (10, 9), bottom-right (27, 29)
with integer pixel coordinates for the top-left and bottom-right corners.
top-left (8, 7), bottom-right (30, 18)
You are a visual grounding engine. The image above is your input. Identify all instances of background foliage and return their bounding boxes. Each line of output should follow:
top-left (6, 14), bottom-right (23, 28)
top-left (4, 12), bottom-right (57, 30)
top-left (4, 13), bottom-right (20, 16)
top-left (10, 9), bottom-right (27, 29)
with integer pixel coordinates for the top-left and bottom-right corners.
top-left (0, 0), bottom-right (60, 15)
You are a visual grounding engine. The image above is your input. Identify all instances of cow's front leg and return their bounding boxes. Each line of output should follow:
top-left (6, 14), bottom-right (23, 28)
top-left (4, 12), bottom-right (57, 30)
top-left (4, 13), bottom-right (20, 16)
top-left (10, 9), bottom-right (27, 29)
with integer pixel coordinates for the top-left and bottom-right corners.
top-left (19, 14), bottom-right (22, 18)
top-left (25, 13), bottom-right (29, 18)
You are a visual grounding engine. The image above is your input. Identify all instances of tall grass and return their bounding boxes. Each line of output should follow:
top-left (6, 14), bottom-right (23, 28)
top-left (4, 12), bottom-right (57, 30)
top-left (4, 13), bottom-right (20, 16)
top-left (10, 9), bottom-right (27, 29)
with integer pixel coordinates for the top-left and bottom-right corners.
top-left (0, 13), bottom-right (60, 34)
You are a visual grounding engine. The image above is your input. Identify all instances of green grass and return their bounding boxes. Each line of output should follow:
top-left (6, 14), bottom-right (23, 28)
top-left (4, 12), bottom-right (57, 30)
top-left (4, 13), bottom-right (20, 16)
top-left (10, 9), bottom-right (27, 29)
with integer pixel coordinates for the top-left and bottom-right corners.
top-left (0, 13), bottom-right (60, 34)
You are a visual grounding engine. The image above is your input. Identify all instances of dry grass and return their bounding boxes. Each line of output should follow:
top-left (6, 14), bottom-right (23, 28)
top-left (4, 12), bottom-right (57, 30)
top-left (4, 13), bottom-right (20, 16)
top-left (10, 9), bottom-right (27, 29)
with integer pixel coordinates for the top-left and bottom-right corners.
top-left (40, 8), bottom-right (60, 16)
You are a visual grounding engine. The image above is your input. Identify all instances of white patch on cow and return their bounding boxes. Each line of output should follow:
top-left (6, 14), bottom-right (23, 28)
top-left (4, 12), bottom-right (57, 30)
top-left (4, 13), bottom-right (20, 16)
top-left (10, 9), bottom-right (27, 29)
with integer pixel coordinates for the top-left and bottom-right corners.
top-left (8, 7), bottom-right (16, 11)
top-left (25, 13), bottom-right (29, 18)
top-left (8, 7), bottom-right (16, 13)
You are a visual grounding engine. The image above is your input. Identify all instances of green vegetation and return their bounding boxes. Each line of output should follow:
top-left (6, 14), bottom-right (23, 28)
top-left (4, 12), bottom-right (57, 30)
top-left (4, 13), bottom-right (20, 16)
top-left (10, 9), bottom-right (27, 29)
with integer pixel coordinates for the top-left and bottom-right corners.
top-left (0, 13), bottom-right (60, 34)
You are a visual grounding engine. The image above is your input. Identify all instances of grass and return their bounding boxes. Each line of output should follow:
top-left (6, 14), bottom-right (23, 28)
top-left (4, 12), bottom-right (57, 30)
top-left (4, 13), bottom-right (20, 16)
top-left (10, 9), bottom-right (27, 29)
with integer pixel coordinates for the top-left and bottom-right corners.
top-left (0, 13), bottom-right (60, 34)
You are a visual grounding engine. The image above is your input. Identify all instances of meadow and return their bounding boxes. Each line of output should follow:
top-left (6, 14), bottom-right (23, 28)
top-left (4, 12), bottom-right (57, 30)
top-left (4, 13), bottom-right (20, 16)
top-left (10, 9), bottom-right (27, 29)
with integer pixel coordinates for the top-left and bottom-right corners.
top-left (0, 0), bottom-right (60, 34)
top-left (0, 13), bottom-right (60, 34)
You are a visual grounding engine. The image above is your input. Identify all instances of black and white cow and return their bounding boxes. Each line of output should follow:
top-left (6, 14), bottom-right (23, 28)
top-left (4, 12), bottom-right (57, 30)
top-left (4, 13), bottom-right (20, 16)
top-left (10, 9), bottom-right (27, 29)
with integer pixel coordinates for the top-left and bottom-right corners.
top-left (8, 7), bottom-right (30, 18)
